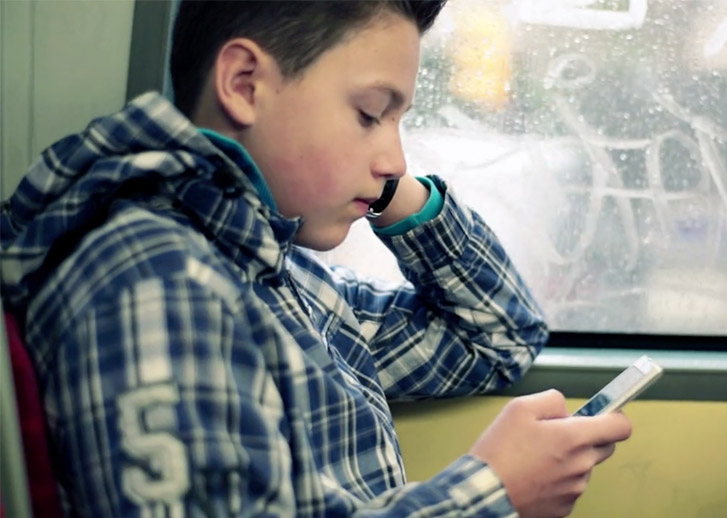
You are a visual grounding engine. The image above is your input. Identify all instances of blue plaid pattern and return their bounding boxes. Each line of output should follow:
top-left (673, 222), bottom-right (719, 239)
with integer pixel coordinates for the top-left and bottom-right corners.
top-left (1, 92), bottom-right (547, 517)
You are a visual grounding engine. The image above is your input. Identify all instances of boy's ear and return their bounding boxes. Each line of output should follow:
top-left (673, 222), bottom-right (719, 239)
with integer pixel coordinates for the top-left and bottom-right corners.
top-left (214, 38), bottom-right (270, 127)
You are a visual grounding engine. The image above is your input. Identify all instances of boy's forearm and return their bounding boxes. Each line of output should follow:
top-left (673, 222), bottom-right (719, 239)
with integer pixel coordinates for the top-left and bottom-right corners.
top-left (368, 186), bottom-right (548, 398)
top-left (370, 174), bottom-right (430, 228)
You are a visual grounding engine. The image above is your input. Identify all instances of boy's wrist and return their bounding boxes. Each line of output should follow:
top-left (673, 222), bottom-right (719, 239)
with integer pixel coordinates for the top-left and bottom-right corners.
top-left (369, 174), bottom-right (429, 228)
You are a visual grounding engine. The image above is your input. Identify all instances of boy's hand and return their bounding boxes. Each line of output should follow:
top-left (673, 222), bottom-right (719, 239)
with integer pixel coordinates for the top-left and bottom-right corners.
top-left (369, 174), bottom-right (429, 228)
top-left (469, 389), bottom-right (632, 518)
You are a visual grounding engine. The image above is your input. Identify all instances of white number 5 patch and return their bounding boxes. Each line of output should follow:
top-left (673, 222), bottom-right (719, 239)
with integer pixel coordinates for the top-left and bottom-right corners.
top-left (117, 382), bottom-right (190, 507)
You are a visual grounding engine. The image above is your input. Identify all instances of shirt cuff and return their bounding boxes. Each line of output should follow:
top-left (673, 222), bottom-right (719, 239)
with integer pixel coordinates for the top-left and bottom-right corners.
top-left (372, 176), bottom-right (444, 236)
top-left (374, 176), bottom-right (482, 275)
top-left (432, 455), bottom-right (518, 517)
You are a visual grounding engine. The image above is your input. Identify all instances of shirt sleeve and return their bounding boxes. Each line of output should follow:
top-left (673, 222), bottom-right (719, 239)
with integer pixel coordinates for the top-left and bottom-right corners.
top-left (44, 275), bottom-right (517, 517)
top-left (331, 176), bottom-right (548, 400)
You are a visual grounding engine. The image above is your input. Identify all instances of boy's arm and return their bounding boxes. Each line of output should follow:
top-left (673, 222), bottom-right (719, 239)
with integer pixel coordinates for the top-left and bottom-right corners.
top-left (333, 175), bottom-right (548, 399)
top-left (46, 277), bottom-right (517, 517)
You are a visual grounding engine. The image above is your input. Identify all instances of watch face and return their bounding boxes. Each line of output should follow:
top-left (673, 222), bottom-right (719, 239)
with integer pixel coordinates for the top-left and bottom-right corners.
top-left (366, 179), bottom-right (400, 220)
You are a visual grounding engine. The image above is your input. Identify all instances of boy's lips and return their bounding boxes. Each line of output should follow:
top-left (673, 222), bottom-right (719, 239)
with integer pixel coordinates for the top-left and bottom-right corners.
top-left (353, 198), bottom-right (376, 216)
top-left (356, 196), bottom-right (380, 205)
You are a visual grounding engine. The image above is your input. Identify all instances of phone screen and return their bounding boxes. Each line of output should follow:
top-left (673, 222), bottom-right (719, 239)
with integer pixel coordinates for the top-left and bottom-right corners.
top-left (573, 356), bottom-right (663, 417)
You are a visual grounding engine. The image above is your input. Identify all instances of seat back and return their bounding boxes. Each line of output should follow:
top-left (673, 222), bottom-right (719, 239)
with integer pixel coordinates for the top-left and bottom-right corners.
top-left (1, 313), bottom-right (63, 518)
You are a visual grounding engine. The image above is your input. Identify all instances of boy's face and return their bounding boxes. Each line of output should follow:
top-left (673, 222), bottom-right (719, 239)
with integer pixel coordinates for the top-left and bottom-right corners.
top-left (240, 14), bottom-right (421, 250)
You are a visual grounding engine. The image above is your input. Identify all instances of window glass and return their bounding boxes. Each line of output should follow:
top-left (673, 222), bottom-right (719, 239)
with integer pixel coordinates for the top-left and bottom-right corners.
top-left (321, 0), bottom-right (727, 336)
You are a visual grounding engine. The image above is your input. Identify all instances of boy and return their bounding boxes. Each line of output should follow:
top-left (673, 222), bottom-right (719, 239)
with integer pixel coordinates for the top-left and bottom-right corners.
top-left (0, 1), bottom-right (631, 516)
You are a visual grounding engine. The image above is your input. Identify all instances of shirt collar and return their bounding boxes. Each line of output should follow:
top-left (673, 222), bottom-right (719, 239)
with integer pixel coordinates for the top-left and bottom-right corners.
top-left (198, 128), bottom-right (278, 212)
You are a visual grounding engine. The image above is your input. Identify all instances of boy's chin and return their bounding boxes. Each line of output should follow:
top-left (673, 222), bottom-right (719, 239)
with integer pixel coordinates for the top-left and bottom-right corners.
top-left (293, 224), bottom-right (351, 252)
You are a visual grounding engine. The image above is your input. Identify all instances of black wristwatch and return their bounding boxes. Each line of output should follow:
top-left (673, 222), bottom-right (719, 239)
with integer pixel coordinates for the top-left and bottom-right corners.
top-left (365, 179), bottom-right (399, 220)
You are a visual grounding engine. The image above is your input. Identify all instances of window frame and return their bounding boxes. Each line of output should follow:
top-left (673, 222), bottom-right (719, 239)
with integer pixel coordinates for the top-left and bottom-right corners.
top-left (126, 0), bottom-right (727, 395)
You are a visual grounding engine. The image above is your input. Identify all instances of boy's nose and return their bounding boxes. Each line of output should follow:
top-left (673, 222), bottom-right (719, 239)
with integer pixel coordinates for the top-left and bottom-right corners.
top-left (372, 134), bottom-right (407, 179)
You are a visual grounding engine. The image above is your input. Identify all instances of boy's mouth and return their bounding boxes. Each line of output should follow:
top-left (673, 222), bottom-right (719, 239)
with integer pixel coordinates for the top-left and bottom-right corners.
top-left (358, 196), bottom-right (380, 206)
top-left (353, 198), bottom-right (376, 217)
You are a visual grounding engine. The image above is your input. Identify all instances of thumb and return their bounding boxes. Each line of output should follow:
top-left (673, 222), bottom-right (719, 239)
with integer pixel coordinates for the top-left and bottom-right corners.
top-left (519, 389), bottom-right (570, 420)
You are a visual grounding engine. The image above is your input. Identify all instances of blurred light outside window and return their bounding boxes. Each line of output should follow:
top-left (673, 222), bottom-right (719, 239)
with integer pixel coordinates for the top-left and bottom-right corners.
top-left (319, 0), bottom-right (727, 336)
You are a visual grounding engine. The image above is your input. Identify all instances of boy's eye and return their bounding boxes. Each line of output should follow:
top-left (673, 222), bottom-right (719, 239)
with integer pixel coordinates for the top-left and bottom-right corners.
top-left (358, 110), bottom-right (380, 128)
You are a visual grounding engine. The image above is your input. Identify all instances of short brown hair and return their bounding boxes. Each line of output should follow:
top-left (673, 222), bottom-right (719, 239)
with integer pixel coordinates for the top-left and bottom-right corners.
top-left (170, 0), bottom-right (447, 117)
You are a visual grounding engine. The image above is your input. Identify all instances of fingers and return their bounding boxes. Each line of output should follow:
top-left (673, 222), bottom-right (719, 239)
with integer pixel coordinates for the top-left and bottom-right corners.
top-left (569, 411), bottom-right (632, 446)
top-left (546, 472), bottom-right (592, 518)
top-left (593, 443), bottom-right (617, 465)
top-left (541, 411), bottom-right (629, 471)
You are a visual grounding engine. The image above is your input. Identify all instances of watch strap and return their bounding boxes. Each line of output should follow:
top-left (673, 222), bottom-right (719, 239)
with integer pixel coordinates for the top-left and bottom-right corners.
top-left (365, 178), bottom-right (400, 220)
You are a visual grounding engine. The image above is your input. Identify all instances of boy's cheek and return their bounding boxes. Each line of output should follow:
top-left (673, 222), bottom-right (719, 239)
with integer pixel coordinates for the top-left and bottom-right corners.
top-left (263, 139), bottom-right (357, 212)
top-left (299, 149), bottom-right (351, 194)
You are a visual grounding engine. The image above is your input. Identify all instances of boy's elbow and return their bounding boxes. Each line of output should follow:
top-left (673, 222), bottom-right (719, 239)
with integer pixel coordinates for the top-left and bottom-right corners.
top-left (532, 317), bottom-right (549, 354)
top-left (518, 313), bottom-right (549, 358)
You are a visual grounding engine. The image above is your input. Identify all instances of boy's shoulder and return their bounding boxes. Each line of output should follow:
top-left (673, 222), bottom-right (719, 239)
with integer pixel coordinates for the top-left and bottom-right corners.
top-left (32, 202), bottom-right (250, 326)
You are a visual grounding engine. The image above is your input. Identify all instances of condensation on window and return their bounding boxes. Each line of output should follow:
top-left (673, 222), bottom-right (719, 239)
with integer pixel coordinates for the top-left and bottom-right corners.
top-left (322, 0), bottom-right (727, 335)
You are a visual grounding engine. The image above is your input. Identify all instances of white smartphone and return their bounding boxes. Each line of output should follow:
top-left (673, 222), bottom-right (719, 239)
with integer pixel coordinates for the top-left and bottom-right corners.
top-left (573, 355), bottom-right (664, 417)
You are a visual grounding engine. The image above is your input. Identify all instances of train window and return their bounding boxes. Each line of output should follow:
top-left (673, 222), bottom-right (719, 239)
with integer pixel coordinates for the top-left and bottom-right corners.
top-left (321, 0), bottom-right (727, 346)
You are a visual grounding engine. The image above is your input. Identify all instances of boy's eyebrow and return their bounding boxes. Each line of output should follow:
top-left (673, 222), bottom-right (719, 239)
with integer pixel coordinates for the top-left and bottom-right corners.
top-left (371, 84), bottom-right (414, 112)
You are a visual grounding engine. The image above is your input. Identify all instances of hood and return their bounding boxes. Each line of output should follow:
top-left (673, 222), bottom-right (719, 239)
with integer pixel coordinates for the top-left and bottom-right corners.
top-left (1, 92), bottom-right (300, 314)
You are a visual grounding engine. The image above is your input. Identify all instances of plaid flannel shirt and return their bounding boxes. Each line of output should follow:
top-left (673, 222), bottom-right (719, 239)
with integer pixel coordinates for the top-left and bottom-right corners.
top-left (0, 92), bottom-right (547, 517)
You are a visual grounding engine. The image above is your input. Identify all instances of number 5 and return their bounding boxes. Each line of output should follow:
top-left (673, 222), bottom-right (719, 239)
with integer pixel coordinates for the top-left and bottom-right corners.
top-left (117, 383), bottom-right (190, 506)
